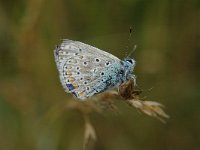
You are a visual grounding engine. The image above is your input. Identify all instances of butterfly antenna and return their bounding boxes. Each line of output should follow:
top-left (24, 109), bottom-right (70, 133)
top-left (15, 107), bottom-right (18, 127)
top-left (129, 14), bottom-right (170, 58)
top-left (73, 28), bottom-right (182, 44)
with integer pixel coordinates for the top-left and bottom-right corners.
top-left (125, 26), bottom-right (133, 57)
top-left (127, 44), bottom-right (137, 58)
top-left (125, 26), bottom-right (137, 58)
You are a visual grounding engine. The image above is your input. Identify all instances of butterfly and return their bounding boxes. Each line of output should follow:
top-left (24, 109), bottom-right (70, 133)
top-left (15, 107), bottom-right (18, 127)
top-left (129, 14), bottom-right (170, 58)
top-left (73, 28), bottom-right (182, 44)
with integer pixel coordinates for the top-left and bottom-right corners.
top-left (54, 39), bottom-right (136, 100)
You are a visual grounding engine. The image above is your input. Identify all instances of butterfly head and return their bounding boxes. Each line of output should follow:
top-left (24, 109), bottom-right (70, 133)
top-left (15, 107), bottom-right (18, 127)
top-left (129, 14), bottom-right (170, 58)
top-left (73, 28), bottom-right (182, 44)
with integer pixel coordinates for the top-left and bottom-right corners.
top-left (121, 58), bottom-right (136, 80)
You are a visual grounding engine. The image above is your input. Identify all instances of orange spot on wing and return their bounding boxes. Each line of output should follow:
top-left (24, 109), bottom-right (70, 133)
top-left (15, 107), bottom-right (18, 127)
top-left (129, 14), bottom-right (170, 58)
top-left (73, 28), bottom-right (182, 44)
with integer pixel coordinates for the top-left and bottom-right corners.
top-left (66, 71), bottom-right (72, 76)
top-left (72, 82), bottom-right (79, 89)
top-left (68, 77), bottom-right (75, 82)
top-left (79, 90), bottom-right (85, 97)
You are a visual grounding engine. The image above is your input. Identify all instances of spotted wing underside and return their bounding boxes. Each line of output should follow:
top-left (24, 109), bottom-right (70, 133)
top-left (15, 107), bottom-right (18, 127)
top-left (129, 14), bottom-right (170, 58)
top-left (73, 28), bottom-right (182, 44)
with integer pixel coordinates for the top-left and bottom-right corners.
top-left (54, 39), bottom-right (121, 100)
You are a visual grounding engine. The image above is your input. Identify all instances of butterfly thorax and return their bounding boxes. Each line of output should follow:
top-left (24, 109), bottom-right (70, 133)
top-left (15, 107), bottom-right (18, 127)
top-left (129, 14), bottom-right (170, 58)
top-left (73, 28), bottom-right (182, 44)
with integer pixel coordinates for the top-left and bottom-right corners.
top-left (120, 58), bottom-right (136, 82)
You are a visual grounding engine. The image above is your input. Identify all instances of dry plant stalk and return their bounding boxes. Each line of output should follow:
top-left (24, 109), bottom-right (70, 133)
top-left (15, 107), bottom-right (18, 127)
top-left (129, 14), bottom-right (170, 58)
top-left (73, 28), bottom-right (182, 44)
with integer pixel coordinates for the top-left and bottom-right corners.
top-left (83, 115), bottom-right (96, 150)
top-left (118, 80), bottom-right (170, 122)
top-left (93, 79), bottom-right (169, 122)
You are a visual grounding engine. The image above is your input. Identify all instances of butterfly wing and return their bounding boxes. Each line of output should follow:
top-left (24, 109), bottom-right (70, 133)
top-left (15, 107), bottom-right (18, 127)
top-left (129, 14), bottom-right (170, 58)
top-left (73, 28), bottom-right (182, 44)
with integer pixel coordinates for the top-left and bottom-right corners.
top-left (54, 39), bottom-right (121, 100)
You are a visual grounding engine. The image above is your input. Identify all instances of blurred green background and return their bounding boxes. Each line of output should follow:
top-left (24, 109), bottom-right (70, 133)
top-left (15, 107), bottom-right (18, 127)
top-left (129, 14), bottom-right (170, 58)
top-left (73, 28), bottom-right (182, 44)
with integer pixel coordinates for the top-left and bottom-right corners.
top-left (0, 0), bottom-right (200, 150)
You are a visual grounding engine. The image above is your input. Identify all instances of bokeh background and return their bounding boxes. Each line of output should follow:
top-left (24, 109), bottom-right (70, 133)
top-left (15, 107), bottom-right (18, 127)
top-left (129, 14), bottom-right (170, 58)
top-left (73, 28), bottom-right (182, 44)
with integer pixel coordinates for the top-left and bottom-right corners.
top-left (0, 0), bottom-right (200, 150)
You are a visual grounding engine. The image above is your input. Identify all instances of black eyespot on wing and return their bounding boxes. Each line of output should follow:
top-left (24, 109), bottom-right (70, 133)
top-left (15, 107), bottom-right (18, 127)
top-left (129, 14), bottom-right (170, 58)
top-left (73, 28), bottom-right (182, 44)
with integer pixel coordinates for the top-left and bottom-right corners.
top-left (120, 70), bottom-right (124, 74)
top-left (106, 62), bottom-right (110, 66)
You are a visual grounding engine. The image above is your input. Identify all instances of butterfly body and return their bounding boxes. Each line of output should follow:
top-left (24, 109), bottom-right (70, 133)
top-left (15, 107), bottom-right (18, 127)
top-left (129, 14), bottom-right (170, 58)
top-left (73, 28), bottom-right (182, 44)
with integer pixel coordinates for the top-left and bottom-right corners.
top-left (54, 39), bottom-right (136, 100)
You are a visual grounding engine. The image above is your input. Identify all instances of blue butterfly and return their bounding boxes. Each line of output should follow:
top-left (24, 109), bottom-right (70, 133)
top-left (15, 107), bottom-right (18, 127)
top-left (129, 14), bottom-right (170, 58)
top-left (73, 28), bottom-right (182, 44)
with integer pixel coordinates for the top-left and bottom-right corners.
top-left (54, 39), bottom-right (136, 100)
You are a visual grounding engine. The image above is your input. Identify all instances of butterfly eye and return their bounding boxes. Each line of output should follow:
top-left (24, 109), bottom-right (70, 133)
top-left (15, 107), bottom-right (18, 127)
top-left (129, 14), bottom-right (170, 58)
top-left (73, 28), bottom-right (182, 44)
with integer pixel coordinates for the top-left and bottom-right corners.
top-left (126, 59), bottom-right (133, 64)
